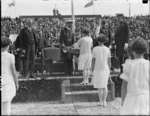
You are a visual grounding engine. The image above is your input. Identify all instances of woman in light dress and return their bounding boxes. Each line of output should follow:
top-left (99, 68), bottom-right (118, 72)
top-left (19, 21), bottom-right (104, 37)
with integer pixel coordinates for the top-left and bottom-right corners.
top-left (73, 28), bottom-right (93, 85)
top-left (1, 36), bottom-right (19, 115)
top-left (91, 34), bottom-right (111, 107)
top-left (120, 37), bottom-right (149, 115)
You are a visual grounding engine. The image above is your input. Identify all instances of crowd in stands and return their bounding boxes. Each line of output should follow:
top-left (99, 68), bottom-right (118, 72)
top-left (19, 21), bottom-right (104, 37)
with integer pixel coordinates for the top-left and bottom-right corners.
top-left (1, 15), bottom-right (150, 45)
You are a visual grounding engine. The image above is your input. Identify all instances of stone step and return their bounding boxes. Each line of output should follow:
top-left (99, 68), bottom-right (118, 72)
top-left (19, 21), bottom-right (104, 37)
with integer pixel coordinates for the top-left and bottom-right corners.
top-left (65, 90), bottom-right (111, 95)
top-left (65, 83), bottom-right (112, 92)
top-left (69, 74), bottom-right (119, 85)
top-left (62, 90), bottom-right (113, 102)
top-left (61, 77), bottom-right (115, 102)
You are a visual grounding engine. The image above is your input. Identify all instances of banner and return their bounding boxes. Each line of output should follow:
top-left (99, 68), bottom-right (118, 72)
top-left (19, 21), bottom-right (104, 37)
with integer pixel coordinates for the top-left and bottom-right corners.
top-left (84, 0), bottom-right (94, 8)
top-left (8, 0), bottom-right (15, 7)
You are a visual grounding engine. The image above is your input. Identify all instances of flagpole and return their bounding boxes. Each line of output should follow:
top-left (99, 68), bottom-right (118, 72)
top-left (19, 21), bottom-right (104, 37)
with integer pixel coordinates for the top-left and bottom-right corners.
top-left (93, 0), bottom-right (94, 15)
top-left (71, 0), bottom-right (75, 35)
top-left (149, 0), bottom-right (150, 15)
top-left (129, 2), bottom-right (130, 17)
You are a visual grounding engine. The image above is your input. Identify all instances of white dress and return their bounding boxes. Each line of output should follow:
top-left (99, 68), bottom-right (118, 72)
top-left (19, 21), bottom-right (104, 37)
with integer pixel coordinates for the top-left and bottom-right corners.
top-left (120, 59), bottom-right (150, 115)
top-left (76, 36), bottom-right (93, 70)
top-left (1, 51), bottom-right (16, 102)
top-left (92, 46), bottom-right (111, 88)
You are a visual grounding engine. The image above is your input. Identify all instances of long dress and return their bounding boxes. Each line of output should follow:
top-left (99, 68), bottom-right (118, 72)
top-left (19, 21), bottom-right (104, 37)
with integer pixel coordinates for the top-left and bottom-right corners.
top-left (92, 45), bottom-right (111, 88)
top-left (120, 59), bottom-right (150, 115)
top-left (1, 51), bottom-right (16, 102)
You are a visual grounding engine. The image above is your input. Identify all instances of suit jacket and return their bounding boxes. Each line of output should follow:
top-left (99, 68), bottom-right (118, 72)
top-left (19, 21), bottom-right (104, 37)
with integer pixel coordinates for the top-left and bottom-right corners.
top-left (115, 21), bottom-right (130, 57)
top-left (15, 27), bottom-right (38, 52)
top-left (38, 37), bottom-right (49, 51)
top-left (59, 27), bottom-right (74, 46)
top-left (59, 27), bottom-right (74, 59)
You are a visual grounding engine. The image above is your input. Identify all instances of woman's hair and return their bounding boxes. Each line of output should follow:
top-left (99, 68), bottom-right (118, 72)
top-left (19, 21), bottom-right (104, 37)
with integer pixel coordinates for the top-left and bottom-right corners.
top-left (82, 28), bottom-right (90, 35)
top-left (101, 20), bottom-right (106, 25)
top-left (1, 36), bottom-right (12, 48)
top-left (131, 37), bottom-right (149, 54)
top-left (97, 34), bottom-right (108, 43)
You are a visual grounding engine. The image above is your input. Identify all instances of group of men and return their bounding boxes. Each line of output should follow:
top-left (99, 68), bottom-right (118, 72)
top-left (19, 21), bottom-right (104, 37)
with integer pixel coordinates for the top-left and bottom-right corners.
top-left (15, 14), bottom-right (129, 78)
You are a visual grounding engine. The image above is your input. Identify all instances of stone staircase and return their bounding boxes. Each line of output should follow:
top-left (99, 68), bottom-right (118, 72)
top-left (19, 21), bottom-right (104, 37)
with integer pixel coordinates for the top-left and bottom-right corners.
top-left (61, 74), bottom-right (116, 103)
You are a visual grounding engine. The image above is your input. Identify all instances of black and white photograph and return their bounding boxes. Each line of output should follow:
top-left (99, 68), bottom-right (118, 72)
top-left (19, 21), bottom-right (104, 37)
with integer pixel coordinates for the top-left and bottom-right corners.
top-left (1, 0), bottom-right (150, 115)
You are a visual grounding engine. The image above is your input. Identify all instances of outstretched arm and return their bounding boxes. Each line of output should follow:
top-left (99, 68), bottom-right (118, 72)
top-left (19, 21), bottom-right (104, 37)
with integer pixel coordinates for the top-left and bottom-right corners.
top-left (11, 55), bottom-right (19, 90)
top-left (121, 80), bottom-right (127, 106)
top-left (95, 18), bottom-right (101, 38)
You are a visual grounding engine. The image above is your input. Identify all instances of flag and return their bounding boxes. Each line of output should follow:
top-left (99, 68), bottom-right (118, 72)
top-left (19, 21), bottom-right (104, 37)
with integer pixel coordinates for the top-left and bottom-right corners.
top-left (8, 0), bottom-right (15, 7)
top-left (84, 0), bottom-right (94, 8)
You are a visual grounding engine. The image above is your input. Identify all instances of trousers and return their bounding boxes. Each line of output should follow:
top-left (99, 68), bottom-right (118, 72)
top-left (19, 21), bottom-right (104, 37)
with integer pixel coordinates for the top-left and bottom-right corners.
top-left (22, 44), bottom-right (35, 76)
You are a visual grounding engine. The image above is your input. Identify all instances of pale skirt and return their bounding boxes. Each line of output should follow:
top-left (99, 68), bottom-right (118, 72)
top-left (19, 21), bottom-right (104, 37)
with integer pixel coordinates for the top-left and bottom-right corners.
top-left (120, 91), bottom-right (150, 115)
top-left (78, 53), bottom-right (92, 70)
top-left (2, 82), bottom-right (16, 102)
top-left (93, 67), bottom-right (110, 88)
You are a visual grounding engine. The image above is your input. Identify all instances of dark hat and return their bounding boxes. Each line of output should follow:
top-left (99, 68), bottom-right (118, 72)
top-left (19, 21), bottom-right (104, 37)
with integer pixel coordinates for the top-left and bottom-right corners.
top-left (66, 19), bottom-right (73, 23)
top-left (116, 13), bottom-right (124, 17)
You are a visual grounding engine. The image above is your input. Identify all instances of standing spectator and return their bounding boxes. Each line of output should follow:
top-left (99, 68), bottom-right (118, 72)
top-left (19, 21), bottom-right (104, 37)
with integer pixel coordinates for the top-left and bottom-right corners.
top-left (73, 28), bottom-right (93, 84)
top-left (115, 15), bottom-right (130, 73)
top-left (59, 20), bottom-right (74, 76)
top-left (120, 37), bottom-right (149, 115)
top-left (91, 34), bottom-right (111, 107)
top-left (99, 20), bottom-right (112, 47)
top-left (15, 19), bottom-right (38, 78)
top-left (38, 31), bottom-right (49, 53)
top-left (1, 36), bottom-right (19, 115)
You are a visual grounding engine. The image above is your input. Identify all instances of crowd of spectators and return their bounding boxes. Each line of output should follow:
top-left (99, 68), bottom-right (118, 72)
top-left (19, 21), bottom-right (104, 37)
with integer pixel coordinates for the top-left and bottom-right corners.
top-left (1, 15), bottom-right (150, 45)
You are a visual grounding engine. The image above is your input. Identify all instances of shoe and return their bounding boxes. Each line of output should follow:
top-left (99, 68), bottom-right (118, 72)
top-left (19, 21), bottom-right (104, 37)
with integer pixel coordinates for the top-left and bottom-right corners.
top-left (80, 81), bottom-right (85, 85)
top-left (98, 102), bottom-right (103, 106)
top-left (30, 73), bottom-right (36, 78)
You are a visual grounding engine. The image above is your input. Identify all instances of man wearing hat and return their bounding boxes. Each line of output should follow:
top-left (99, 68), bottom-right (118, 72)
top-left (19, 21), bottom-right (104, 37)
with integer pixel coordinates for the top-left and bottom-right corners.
top-left (115, 14), bottom-right (130, 73)
top-left (59, 20), bottom-right (74, 76)
top-left (15, 19), bottom-right (38, 78)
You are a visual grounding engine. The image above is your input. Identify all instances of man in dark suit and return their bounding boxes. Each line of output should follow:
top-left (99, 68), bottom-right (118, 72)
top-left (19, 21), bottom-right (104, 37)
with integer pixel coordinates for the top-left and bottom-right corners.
top-left (59, 20), bottom-right (74, 76)
top-left (15, 19), bottom-right (38, 78)
top-left (115, 15), bottom-right (130, 73)
top-left (38, 31), bottom-right (49, 53)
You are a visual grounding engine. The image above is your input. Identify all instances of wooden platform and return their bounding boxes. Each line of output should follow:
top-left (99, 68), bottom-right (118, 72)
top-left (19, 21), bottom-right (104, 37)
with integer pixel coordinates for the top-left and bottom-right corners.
top-left (13, 71), bottom-right (120, 103)
top-left (18, 71), bottom-right (120, 81)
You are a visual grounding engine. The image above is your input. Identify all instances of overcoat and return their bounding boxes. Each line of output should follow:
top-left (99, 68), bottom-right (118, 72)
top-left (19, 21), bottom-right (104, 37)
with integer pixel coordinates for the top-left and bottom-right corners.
top-left (115, 21), bottom-right (130, 57)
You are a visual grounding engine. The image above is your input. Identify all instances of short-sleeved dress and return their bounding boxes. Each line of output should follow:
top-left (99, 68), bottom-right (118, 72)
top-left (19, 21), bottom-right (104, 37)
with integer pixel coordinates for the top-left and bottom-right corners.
top-left (1, 51), bottom-right (16, 102)
top-left (92, 45), bottom-right (111, 88)
top-left (76, 36), bottom-right (93, 70)
top-left (120, 59), bottom-right (150, 115)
